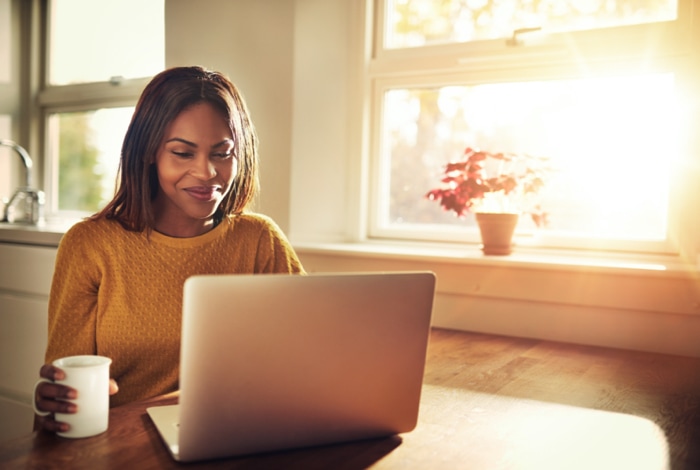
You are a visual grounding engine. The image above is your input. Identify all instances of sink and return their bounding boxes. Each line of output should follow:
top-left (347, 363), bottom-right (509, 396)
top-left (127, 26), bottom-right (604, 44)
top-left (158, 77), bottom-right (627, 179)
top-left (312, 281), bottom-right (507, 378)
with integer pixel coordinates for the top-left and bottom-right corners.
top-left (1, 187), bottom-right (45, 224)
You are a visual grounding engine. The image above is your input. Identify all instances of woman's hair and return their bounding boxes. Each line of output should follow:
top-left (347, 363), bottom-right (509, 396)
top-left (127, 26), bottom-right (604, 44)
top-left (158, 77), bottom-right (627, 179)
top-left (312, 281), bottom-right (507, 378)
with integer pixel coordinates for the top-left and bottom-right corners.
top-left (94, 66), bottom-right (259, 231)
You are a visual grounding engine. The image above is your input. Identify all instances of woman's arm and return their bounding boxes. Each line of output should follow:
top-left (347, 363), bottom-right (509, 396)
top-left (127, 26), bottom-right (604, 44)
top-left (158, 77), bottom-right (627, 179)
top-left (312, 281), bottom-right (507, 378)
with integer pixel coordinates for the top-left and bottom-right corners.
top-left (35, 222), bottom-right (104, 432)
top-left (45, 222), bottom-right (101, 362)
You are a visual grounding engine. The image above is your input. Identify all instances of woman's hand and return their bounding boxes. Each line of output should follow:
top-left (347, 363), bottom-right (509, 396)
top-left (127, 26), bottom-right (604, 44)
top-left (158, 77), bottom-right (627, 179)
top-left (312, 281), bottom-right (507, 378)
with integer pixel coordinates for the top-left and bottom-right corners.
top-left (34, 364), bottom-right (119, 433)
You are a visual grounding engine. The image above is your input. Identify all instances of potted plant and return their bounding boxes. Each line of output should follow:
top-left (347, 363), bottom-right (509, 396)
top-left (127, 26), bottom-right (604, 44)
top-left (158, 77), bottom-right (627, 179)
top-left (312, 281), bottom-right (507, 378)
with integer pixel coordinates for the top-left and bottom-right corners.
top-left (426, 146), bottom-right (549, 255)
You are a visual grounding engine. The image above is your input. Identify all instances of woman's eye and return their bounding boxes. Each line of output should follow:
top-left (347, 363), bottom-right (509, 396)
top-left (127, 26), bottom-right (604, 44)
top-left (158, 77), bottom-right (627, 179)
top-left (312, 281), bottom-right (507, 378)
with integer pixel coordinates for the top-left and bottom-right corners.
top-left (212, 151), bottom-right (233, 159)
top-left (172, 151), bottom-right (192, 158)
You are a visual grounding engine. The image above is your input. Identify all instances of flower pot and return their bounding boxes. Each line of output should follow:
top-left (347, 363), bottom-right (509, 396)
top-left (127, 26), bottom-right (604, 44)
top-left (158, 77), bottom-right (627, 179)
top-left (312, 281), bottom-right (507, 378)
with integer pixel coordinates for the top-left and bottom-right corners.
top-left (475, 213), bottom-right (519, 255)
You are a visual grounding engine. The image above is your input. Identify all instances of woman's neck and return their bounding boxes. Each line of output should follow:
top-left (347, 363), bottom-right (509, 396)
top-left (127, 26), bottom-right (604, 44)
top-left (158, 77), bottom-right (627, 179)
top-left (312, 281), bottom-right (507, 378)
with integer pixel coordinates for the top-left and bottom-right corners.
top-left (153, 216), bottom-right (217, 238)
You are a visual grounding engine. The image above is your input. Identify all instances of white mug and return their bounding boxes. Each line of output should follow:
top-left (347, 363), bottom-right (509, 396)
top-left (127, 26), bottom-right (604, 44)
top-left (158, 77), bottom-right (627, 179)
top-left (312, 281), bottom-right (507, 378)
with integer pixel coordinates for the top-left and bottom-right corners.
top-left (33, 355), bottom-right (112, 438)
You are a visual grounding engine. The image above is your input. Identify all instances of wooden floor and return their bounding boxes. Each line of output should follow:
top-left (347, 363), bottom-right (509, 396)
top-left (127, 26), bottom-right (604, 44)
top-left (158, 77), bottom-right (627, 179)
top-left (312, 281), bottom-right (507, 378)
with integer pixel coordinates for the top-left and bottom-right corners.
top-left (425, 328), bottom-right (700, 470)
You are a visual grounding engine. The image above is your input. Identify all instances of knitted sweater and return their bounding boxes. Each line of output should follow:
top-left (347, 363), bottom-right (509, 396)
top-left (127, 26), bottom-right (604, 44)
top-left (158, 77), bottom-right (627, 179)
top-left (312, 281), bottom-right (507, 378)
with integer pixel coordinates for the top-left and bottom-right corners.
top-left (46, 213), bottom-right (304, 407)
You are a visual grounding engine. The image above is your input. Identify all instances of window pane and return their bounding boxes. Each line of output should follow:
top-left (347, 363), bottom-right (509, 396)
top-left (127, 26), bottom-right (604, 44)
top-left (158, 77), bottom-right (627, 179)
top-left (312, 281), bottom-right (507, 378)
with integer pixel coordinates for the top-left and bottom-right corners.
top-left (0, 0), bottom-right (10, 83)
top-left (52, 108), bottom-right (132, 213)
top-left (385, 0), bottom-right (678, 48)
top-left (48, 0), bottom-right (164, 85)
top-left (377, 74), bottom-right (678, 241)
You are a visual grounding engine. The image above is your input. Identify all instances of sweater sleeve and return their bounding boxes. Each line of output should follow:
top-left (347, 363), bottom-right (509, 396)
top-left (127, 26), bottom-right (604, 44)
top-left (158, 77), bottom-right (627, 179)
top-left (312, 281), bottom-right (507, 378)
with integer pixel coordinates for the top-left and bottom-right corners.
top-left (45, 222), bottom-right (101, 363)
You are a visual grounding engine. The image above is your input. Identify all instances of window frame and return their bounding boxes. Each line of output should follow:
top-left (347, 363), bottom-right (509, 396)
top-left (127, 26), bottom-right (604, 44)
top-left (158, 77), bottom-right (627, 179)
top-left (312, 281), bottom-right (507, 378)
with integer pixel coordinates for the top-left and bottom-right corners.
top-left (38, 80), bottom-right (148, 217)
top-left (366, 0), bottom-right (697, 256)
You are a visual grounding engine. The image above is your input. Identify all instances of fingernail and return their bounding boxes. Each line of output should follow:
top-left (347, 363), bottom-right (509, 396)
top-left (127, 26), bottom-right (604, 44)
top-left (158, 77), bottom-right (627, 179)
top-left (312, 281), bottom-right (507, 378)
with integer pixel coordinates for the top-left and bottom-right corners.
top-left (66, 404), bottom-right (78, 413)
top-left (66, 390), bottom-right (77, 399)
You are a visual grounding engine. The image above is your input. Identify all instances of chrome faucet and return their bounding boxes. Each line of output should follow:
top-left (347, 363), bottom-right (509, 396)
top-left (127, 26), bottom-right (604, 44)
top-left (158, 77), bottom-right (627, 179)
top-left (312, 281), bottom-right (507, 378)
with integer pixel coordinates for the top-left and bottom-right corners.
top-left (0, 139), bottom-right (45, 224)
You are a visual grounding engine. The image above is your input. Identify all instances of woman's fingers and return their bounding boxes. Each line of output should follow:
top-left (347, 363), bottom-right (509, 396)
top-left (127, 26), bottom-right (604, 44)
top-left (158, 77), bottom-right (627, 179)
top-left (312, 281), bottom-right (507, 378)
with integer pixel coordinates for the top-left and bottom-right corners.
top-left (39, 364), bottom-right (65, 381)
top-left (109, 379), bottom-right (119, 396)
top-left (35, 363), bottom-right (81, 433)
top-left (36, 380), bottom-right (76, 400)
top-left (35, 381), bottom-right (77, 414)
top-left (36, 414), bottom-right (70, 434)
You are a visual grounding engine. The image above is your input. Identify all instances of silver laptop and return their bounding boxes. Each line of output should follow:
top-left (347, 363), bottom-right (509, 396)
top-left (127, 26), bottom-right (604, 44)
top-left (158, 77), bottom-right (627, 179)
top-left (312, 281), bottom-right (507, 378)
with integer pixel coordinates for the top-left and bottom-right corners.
top-left (147, 271), bottom-right (436, 463)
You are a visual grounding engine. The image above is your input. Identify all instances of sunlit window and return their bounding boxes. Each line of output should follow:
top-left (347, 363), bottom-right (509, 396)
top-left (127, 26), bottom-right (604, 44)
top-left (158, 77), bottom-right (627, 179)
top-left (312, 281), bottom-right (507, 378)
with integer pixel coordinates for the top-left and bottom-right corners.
top-left (384, 0), bottom-right (677, 48)
top-left (0, 0), bottom-right (12, 201)
top-left (48, 0), bottom-right (164, 85)
top-left (378, 74), bottom-right (677, 240)
top-left (47, 108), bottom-right (133, 213)
top-left (0, 0), bottom-right (10, 84)
top-left (370, 0), bottom-right (688, 253)
top-left (42, 0), bottom-right (164, 215)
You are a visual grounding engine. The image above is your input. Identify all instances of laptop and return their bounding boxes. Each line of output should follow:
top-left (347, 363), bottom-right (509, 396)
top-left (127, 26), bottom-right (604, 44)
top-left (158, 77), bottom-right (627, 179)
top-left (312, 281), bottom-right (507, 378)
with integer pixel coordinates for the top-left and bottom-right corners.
top-left (147, 271), bottom-right (436, 462)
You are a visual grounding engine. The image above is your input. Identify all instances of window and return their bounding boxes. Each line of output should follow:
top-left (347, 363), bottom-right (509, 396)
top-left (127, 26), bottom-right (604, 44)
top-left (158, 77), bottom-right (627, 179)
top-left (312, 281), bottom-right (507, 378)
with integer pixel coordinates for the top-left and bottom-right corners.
top-left (0, 0), bottom-right (13, 200)
top-left (46, 108), bottom-right (134, 212)
top-left (369, 0), bottom-right (692, 254)
top-left (40, 0), bottom-right (164, 216)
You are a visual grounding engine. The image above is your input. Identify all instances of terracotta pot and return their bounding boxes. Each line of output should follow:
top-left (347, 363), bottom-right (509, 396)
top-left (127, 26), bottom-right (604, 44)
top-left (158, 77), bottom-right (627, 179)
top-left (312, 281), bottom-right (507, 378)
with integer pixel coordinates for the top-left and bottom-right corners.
top-left (475, 213), bottom-right (519, 255)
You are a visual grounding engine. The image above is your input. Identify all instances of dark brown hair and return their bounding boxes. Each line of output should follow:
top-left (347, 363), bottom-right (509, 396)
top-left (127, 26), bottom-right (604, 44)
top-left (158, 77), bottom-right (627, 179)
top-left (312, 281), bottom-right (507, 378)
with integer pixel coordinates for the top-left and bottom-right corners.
top-left (94, 66), bottom-right (259, 231)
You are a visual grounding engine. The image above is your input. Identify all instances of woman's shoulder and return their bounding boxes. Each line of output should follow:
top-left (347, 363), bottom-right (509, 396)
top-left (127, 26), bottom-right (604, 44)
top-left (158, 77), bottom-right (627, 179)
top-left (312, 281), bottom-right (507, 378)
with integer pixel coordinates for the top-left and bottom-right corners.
top-left (218, 213), bottom-right (293, 248)
top-left (225, 212), bottom-right (282, 232)
top-left (61, 217), bottom-right (132, 246)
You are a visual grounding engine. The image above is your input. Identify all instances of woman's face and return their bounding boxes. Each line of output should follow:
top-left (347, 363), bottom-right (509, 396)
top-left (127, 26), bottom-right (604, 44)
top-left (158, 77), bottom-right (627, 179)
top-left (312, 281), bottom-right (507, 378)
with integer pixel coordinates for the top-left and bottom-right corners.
top-left (152, 102), bottom-right (237, 237)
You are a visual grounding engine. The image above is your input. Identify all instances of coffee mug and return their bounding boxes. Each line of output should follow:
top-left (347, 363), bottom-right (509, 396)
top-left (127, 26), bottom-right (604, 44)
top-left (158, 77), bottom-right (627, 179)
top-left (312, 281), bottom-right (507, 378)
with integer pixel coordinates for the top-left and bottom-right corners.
top-left (33, 355), bottom-right (112, 438)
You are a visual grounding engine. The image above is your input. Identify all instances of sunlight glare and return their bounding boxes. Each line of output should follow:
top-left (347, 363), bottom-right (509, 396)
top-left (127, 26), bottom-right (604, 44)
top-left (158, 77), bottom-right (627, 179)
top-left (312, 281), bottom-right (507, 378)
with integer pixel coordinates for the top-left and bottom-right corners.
top-left (49, 0), bottom-right (164, 85)
top-left (545, 74), bottom-right (677, 238)
top-left (421, 386), bottom-right (671, 469)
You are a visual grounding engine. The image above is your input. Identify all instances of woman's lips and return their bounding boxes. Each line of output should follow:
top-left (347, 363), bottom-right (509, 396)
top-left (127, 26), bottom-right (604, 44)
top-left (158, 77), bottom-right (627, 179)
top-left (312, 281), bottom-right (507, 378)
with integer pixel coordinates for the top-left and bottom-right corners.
top-left (184, 186), bottom-right (219, 201)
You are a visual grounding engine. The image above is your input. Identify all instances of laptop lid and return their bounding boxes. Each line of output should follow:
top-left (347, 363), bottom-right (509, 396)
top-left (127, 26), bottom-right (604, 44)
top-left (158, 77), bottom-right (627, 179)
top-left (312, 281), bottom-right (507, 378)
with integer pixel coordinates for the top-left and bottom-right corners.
top-left (148, 271), bottom-right (436, 462)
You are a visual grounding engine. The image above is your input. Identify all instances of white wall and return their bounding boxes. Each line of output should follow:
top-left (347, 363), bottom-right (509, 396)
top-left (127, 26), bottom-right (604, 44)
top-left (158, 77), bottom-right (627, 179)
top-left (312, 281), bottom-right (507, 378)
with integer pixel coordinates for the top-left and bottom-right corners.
top-left (290, 0), bottom-right (362, 242)
top-left (166, 0), bottom-right (362, 240)
top-left (165, 0), bottom-right (700, 357)
top-left (297, 247), bottom-right (700, 357)
top-left (166, 0), bottom-right (295, 232)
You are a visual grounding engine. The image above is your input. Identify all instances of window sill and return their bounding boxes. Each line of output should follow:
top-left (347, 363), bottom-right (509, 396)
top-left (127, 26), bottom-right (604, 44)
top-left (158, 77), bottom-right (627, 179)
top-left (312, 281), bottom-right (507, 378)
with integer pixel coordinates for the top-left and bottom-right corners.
top-left (294, 237), bottom-right (700, 326)
top-left (293, 239), bottom-right (699, 280)
top-left (0, 219), bottom-right (79, 247)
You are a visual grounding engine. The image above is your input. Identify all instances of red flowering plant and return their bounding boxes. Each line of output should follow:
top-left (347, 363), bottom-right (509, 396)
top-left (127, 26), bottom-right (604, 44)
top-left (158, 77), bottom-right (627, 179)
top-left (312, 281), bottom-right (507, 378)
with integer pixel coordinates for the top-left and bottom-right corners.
top-left (426, 147), bottom-right (550, 227)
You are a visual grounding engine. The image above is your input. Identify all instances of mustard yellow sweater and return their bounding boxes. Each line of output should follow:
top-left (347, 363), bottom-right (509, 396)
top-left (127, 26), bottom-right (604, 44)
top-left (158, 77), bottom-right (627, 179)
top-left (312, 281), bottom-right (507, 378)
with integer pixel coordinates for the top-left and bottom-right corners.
top-left (46, 214), bottom-right (304, 407)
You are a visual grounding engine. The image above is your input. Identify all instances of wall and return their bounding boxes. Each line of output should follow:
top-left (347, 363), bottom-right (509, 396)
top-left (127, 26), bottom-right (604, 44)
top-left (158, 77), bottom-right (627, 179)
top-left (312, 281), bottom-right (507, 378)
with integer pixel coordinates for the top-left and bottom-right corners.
top-left (290, 0), bottom-right (363, 242)
top-left (296, 245), bottom-right (700, 357)
top-left (165, 0), bottom-right (361, 240)
top-left (165, 0), bottom-right (295, 232)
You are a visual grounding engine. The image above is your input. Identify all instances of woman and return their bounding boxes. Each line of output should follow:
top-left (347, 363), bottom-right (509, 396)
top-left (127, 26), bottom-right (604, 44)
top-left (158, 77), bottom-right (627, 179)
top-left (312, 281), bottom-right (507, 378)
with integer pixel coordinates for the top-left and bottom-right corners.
top-left (34, 66), bottom-right (304, 433)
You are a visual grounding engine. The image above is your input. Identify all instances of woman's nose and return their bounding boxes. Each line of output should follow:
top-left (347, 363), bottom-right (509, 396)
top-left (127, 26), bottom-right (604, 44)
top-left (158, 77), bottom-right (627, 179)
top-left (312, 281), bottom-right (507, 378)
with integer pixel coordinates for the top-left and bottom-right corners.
top-left (192, 155), bottom-right (216, 179)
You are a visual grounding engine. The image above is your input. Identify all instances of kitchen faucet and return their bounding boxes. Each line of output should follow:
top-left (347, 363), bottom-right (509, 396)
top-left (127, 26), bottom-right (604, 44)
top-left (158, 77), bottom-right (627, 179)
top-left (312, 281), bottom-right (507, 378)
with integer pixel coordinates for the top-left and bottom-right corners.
top-left (0, 139), bottom-right (45, 224)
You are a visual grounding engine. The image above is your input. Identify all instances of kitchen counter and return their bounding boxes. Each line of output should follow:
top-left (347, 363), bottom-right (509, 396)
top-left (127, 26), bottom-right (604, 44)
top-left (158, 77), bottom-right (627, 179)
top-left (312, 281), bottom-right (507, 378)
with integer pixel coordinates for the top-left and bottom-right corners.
top-left (0, 219), bottom-right (79, 247)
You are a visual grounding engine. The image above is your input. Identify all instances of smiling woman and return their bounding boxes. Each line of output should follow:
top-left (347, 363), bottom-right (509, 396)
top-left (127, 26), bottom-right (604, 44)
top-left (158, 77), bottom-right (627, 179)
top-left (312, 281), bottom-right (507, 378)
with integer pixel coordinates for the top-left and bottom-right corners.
top-left (153, 102), bottom-right (238, 238)
top-left (34, 66), bottom-right (305, 435)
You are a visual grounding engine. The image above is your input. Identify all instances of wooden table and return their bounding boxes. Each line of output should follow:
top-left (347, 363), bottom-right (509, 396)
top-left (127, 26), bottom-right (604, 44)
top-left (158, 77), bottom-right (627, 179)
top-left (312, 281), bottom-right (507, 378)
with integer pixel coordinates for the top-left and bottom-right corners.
top-left (2, 328), bottom-right (699, 469)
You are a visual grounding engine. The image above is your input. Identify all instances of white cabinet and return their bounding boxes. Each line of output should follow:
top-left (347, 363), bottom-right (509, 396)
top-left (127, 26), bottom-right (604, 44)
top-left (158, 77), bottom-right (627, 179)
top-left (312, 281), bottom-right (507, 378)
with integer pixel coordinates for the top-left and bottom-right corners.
top-left (0, 243), bottom-right (57, 443)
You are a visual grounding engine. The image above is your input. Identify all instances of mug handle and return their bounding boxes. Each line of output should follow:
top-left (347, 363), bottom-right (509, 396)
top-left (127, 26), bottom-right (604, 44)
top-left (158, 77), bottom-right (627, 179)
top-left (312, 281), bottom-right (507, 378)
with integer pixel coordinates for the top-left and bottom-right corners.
top-left (33, 378), bottom-right (53, 416)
